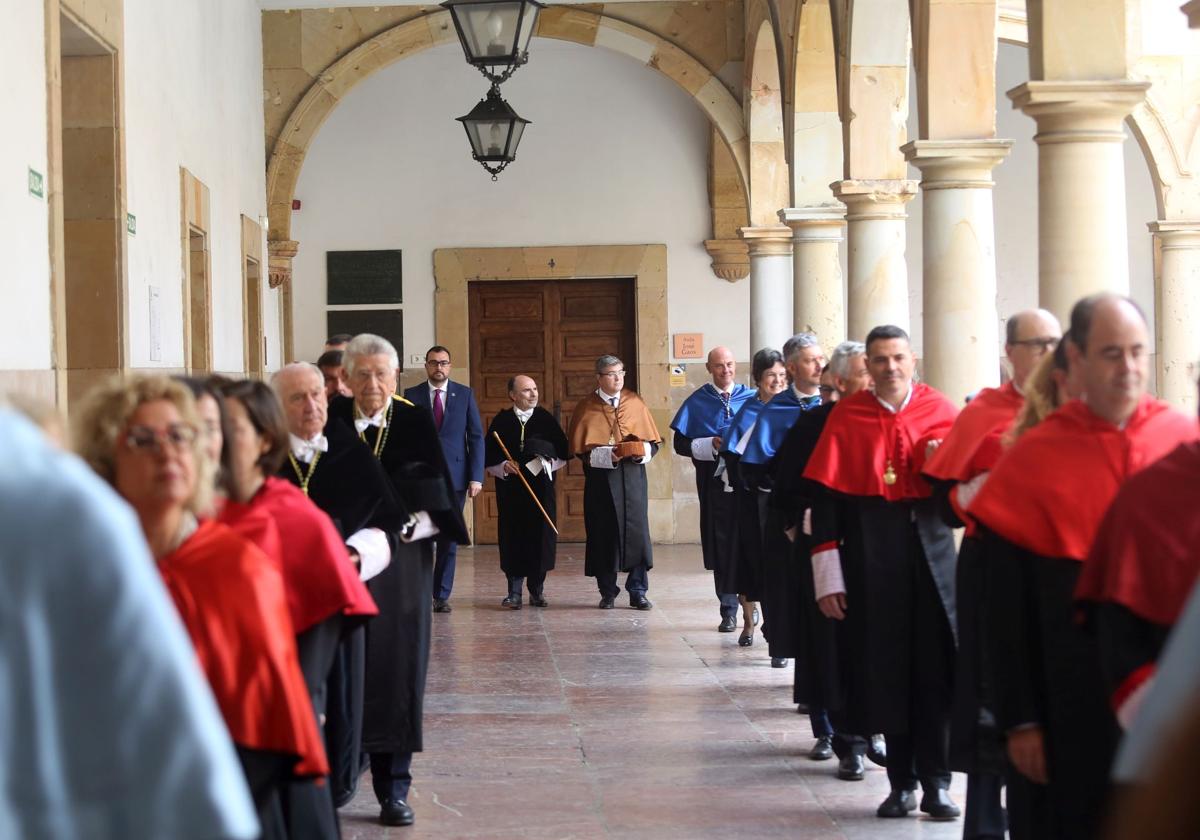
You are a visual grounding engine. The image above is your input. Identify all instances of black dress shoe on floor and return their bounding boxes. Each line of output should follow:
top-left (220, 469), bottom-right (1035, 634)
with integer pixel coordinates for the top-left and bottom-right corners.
top-left (737, 630), bottom-right (754, 647)
top-left (876, 789), bottom-right (917, 818)
top-left (770, 657), bottom-right (787, 668)
top-left (379, 798), bottom-right (415, 826)
top-left (867, 733), bottom-right (887, 767)
top-left (718, 615), bottom-right (737, 632)
top-left (502, 595), bottom-right (522, 610)
top-left (836, 753), bottom-right (865, 780)
top-left (809, 735), bottom-right (834, 761)
top-left (630, 594), bottom-right (653, 610)
top-left (795, 703), bottom-right (809, 715)
top-left (920, 789), bottom-right (961, 820)
top-left (598, 596), bottom-right (616, 609)
top-left (529, 595), bottom-right (548, 607)
top-left (433, 599), bottom-right (452, 613)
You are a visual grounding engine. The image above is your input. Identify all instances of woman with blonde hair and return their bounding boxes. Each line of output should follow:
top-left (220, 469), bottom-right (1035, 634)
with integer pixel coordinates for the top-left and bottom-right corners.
top-left (74, 375), bottom-right (327, 839)
top-left (1006, 330), bottom-right (1081, 444)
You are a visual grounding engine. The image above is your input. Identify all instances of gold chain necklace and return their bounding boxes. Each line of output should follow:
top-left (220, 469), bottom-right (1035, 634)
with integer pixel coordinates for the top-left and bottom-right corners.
top-left (358, 400), bottom-right (394, 458)
top-left (288, 450), bottom-right (321, 496)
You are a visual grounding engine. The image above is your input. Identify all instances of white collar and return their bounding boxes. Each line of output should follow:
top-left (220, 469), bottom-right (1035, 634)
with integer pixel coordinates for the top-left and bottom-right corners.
top-left (710, 382), bottom-right (734, 395)
top-left (514, 406), bottom-right (535, 422)
top-left (428, 380), bottom-right (446, 392)
top-left (596, 389), bottom-right (620, 406)
top-left (877, 386), bottom-right (914, 414)
top-left (792, 384), bottom-right (818, 401)
top-left (289, 432), bottom-right (328, 462)
top-left (353, 403), bottom-right (387, 433)
top-left (1012, 380), bottom-right (1025, 396)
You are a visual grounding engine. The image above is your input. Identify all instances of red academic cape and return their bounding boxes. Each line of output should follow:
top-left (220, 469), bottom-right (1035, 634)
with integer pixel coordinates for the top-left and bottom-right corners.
top-left (220, 477), bottom-right (378, 633)
top-left (967, 396), bottom-right (1198, 562)
top-left (803, 383), bottom-right (960, 503)
top-left (158, 519), bottom-right (329, 778)
top-left (1076, 441), bottom-right (1200, 627)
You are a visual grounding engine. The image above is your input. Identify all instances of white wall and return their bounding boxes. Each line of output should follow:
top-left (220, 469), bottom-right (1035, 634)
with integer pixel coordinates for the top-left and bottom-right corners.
top-left (124, 0), bottom-right (274, 373)
top-left (0, 2), bottom-right (51, 371)
top-left (905, 41), bottom-right (1159, 359)
top-left (290, 38), bottom-right (741, 365)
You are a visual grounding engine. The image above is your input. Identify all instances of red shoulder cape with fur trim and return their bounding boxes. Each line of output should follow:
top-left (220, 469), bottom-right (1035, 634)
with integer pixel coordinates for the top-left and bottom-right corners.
top-left (924, 382), bottom-right (1022, 483)
top-left (802, 383), bottom-right (959, 500)
top-left (967, 397), bottom-right (1198, 562)
top-left (1076, 442), bottom-right (1200, 626)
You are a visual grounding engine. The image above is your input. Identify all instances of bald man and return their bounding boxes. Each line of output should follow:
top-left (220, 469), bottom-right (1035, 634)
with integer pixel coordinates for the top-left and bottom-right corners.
top-left (669, 347), bottom-right (755, 630)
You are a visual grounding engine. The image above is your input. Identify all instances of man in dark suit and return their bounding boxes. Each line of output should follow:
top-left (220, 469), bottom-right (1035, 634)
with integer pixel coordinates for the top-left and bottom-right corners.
top-left (403, 345), bottom-right (484, 613)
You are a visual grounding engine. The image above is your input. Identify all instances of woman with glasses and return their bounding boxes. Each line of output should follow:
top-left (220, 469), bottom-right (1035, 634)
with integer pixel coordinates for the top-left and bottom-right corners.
top-left (74, 375), bottom-right (327, 840)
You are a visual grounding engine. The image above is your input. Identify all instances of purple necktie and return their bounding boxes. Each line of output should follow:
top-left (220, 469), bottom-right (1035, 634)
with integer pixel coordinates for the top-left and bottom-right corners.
top-left (433, 388), bottom-right (445, 430)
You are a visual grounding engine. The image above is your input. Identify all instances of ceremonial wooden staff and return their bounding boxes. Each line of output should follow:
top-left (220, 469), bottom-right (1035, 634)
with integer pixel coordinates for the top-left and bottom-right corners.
top-left (492, 431), bottom-right (559, 536)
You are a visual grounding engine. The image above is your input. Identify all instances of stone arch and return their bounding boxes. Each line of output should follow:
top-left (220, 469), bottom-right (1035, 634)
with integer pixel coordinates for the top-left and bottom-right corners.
top-left (788, 0), bottom-right (843, 206)
top-left (265, 9), bottom-right (750, 245)
top-left (744, 5), bottom-right (790, 225)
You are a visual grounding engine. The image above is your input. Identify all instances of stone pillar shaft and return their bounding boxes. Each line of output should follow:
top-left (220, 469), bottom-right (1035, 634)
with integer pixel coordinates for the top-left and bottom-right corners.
top-left (1009, 81), bottom-right (1150, 323)
top-left (831, 180), bottom-right (918, 342)
top-left (740, 226), bottom-right (794, 353)
top-left (1151, 221), bottom-right (1200, 413)
top-left (780, 206), bottom-right (846, 349)
top-left (903, 139), bottom-right (1012, 405)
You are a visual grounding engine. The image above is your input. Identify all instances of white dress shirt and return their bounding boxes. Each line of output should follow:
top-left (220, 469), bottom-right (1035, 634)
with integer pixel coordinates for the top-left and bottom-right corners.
top-left (689, 383), bottom-right (735, 462)
top-left (484, 406), bottom-right (568, 480)
top-left (589, 389), bottom-right (652, 468)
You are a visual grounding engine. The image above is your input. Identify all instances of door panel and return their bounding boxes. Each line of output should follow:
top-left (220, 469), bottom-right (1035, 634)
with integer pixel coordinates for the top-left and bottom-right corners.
top-left (469, 278), bottom-right (636, 543)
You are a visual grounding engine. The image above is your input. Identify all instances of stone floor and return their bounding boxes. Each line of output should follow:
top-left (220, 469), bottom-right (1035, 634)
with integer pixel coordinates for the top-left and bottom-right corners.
top-left (340, 544), bottom-right (968, 839)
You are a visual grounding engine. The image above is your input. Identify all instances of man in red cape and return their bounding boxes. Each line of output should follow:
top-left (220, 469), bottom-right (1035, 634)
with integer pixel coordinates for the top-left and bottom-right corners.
top-left (1075, 376), bottom-right (1200, 730)
top-left (923, 308), bottom-right (1061, 840)
top-left (802, 325), bottom-right (961, 821)
top-left (966, 294), bottom-right (1198, 840)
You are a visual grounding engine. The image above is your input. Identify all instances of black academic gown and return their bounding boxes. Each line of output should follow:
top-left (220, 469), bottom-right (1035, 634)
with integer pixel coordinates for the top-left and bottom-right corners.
top-left (985, 534), bottom-right (1121, 840)
top-left (580, 444), bottom-right (658, 576)
top-left (485, 407), bottom-right (568, 578)
top-left (328, 395), bottom-right (468, 757)
top-left (672, 432), bottom-right (738, 595)
top-left (718, 450), bottom-right (767, 601)
top-left (277, 417), bottom-right (409, 807)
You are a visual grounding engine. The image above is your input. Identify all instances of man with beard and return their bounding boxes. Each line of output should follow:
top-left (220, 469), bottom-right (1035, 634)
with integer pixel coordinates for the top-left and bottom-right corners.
top-left (803, 325), bottom-right (961, 821)
top-left (484, 374), bottom-right (569, 608)
top-left (330, 333), bottom-right (469, 828)
top-left (670, 346), bottom-right (754, 631)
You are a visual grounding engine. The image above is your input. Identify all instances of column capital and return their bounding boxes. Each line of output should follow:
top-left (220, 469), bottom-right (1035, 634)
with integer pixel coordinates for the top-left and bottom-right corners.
top-left (901, 139), bottom-right (1014, 189)
top-left (1007, 80), bottom-right (1150, 141)
top-left (1149, 220), bottom-right (1200, 248)
top-left (829, 180), bottom-right (918, 221)
top-left (268, 239), bottom-right (299, 289)
top-left (739, 225), bottom-right (794, 257)
top-left (703, 238), bottom-right (750, 282)
top-left (779, 205), bottom-right (846, 243)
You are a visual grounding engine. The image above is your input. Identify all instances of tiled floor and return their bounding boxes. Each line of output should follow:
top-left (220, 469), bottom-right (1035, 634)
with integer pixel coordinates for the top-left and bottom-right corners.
top-left (340, 544), bottom-right (967, 839)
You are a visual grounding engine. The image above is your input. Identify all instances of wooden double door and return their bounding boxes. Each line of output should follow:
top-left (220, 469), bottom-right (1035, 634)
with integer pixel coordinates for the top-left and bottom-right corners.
top-left (468, 278), bottom-right (637, 544)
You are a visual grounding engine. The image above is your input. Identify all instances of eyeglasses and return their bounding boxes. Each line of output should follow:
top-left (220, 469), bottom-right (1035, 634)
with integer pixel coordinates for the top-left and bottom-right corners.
top-left (124, 423), bottom-right (198, 452)
top-left (599, 370), bottom-right (625, 378)
top-left (426, 360), bottom-right (452, 367)
top-left (1012, 337), bottom-right (1060, 351)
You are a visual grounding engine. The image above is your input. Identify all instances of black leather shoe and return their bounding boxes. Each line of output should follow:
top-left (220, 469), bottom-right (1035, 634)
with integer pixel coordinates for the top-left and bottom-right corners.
top-left (598, 596), bottom-right (616, 609)
top-left (502, 595), bottom-right (522, 610)
top-left (529, 594), bottom-right (548, 608)
top-left (738, 630), bottom-right (754, 647)
top-left (630, 594), bottom-right (653, 610)
top-left (379, 798), bottom-right (415, 826)
top-left (809, 735), bottom-right (834, 761)
top-left (771, 657), bottom-right (788, 668)
top-left (836, 753), bottom-right (865, 780)
top-left (795, 703), bottom-right (810, 715)
top-left (867, 733), bottom-right (887, 767)
top-left (433, 599), bottom-right (452, 613)
top-left (920, 789), bottom-right (961, 820)
top-left (876, 789), bottom-right (917, 818)
top-left (718, 615), bottom-right (737, 632)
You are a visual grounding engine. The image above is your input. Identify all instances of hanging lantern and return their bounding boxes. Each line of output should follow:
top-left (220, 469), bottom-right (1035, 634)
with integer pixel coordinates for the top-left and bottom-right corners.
top-left (456, 85), bottom-right (531, 180)
top-left (441, 0), bottom-right (545, 85)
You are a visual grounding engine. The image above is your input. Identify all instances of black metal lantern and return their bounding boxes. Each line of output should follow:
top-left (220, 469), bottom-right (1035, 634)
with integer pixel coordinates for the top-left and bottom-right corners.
top-left (456, 86), bottom-right (531, 180)
top-left (441, 0), bottom-right (545, 85)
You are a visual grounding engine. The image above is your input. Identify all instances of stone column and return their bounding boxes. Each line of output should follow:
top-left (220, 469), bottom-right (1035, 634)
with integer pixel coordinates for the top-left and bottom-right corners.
top-left (1151, 221), bottom-right (1200, 413)
top-left (1008, 81), bottom-right (1150, 322)
top-left (268, 239), bottom-right (298, 362)
top-left (902, 140), bottom-right (1013, 404)
top-left (739, 225), bottom-right (795, 353)
top-left (830, 180), bottom-right (918, 342)
top-left (779, 206), bottom-right (846, 348)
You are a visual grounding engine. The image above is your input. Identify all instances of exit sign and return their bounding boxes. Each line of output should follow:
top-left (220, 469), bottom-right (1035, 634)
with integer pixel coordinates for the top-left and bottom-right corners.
top-left (126, 213), bottom-right (136, 235)
top-left (28, 168), bottom-right (44, 198)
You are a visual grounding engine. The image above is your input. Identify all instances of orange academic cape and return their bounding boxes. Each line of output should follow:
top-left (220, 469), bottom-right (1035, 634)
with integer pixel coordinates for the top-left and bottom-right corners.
top-left (158, 519), bottom-right (329, 777)
top-left (567, 389), bottom-right (661, 456)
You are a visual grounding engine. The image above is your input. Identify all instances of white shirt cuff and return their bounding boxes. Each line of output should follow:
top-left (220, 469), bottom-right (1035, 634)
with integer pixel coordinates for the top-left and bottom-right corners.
top-left (812, 548), bottom-right (846, 601)
top-left (802, 508), bottom-right (813, 536)
top-left (589, 446), bottom-right (617, 469)
top-left (347, 527), bottom-right (391, 583)
top-left (485, 462), bottom-right (508, 479)
top-left (401, 511), bottom-right (439, 543)
top-left (635, 442), bottom-right (653, 464)
top-left (690, 437), bottom-right (717, 462)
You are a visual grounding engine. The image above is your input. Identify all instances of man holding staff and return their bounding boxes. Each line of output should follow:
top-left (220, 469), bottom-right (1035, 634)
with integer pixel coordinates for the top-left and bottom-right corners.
top-left (484, 375), bottom-right (569, 609)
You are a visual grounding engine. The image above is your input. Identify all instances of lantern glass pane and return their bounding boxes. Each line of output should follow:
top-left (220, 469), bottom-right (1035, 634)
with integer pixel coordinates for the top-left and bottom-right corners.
top-left (458, 2), bottom-right (521, 62)
top-left (515, 4), bottom-right (538, 55)
top-left (506, 119), bottom-right (526, 157)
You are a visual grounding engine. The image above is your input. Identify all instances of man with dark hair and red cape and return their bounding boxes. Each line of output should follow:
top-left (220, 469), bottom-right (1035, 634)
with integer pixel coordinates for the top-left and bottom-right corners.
top-left (967, 293), bottom-right (1198, 840)
top-left (803, 324), bottom-right (961, 821)
top-left (923, 308), bottom-right (1061, 840)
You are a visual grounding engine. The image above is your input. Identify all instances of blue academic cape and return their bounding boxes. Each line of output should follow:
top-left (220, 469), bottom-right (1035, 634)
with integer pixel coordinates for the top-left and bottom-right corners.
top-left (740, 388), bottom-right (822, 465)
top-left (720, 395), bottom-right (767, 456)
top-left (670, 383), bottom-right (754, 440)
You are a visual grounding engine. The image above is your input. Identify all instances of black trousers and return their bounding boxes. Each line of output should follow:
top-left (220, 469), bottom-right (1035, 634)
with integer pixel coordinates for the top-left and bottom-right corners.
top-left (370, 751), bottom-right (413, 803)
top-left (507, 572), bottom-right (547, 597)
top-left (964, 773), bottom-right (1006, 839)
top-left (596, 563), bottom-right (649, 599)
top-left (715, 579), bottom-right (739, 617)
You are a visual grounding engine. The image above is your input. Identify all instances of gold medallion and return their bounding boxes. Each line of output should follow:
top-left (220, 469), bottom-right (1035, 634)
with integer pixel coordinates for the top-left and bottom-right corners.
top-left (882, 462), bottom-right (897, 486)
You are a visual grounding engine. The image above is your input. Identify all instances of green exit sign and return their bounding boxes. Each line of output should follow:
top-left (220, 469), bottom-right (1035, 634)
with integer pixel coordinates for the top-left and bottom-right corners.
top-left (126, 213), bottom-right (136, 235)
top-left (28, 168), bottom-right (44, 198)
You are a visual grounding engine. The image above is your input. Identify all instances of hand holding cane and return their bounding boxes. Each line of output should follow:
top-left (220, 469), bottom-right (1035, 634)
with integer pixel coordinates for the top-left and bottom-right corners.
top-left (492, 431), bottom-right (559, 535)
